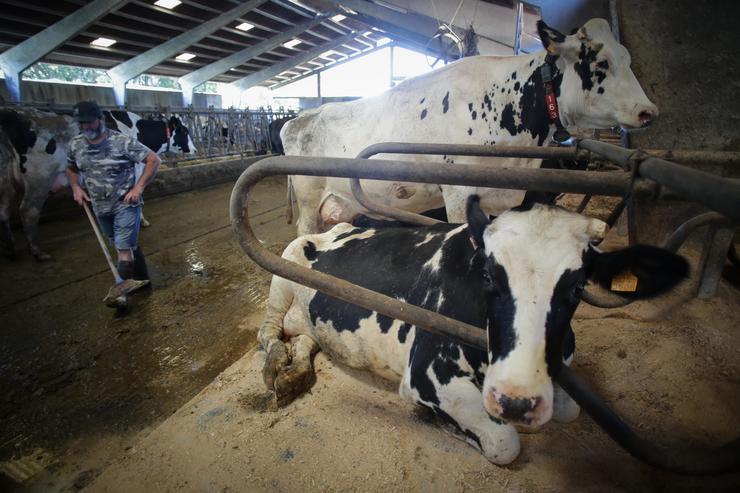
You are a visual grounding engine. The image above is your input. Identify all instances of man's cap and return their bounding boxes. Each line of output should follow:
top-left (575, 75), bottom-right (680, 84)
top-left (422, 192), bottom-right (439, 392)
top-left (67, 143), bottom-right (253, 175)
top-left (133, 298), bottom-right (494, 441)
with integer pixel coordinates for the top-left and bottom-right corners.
top-left (73, 101), bottom-right (103, 122)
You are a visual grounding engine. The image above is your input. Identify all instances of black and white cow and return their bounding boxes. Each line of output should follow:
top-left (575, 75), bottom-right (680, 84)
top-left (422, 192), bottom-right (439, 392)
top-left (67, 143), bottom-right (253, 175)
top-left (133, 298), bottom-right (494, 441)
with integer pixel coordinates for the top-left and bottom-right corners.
top-left (0, 108), bottom-right (77, 260)
top-left (283, 18), bottom-right (658, 235)
top-left (103, 110), bottom-right (196, 156)
top-left (258, 196), bottom-right (688, 464)
top-left (268, 116), bottom-right (296, 155)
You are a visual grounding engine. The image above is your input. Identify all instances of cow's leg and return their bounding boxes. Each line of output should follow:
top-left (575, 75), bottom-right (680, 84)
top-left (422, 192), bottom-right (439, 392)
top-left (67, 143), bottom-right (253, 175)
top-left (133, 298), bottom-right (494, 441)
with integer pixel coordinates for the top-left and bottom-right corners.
top-left (259, 276), bottom-right (319, 406)
top-left (19, 185), bottom-right (52, 261)
top-left (552, 326), bottom-right (580, 422)
top-left (0, 189), bottom-right (15, 260)
top-left (399, 360), bottom-right (520, 465)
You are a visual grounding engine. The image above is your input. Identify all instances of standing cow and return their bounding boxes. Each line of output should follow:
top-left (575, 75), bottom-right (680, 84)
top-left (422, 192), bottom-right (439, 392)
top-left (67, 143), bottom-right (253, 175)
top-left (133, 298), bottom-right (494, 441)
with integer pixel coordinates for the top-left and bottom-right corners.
top-left (283, 18), bottom-right (658, 235)
top-left (103, 110), bottom-right (196, 156)
top-left (258, 196), bottom-right (688, 464)
top-left (0, 108), bottom-right (77, 260)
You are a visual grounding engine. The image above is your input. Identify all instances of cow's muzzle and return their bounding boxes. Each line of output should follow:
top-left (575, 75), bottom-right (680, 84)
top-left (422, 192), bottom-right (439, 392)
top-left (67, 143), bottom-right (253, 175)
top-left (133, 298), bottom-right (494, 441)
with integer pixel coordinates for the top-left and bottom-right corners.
top-left (486, 386), bottom-right (549, 427)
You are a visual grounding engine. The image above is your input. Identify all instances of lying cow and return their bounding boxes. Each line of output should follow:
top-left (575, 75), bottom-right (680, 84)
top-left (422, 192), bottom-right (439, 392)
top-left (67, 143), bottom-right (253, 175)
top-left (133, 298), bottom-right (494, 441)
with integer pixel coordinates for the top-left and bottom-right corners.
top-left (0, 108), bottom-right (77, 260)
top-left (258, 196), bottom-right (688, 464)
top-left (283, 18), bottom-right (658, 235)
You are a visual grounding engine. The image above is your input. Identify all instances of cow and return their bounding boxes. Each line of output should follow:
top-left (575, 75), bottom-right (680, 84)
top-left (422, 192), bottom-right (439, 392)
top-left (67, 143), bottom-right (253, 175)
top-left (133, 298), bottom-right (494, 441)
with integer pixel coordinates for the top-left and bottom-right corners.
top-left (283, 18), bottom-right (658, 235)
top-left (268, 115), bottom-right (296, 155)
top-left (0, 108), bottom-right (77, 260)
top-left (257, 196), bottom-right (689, 464)
top-left (103, 111), bottom-right (196, 156)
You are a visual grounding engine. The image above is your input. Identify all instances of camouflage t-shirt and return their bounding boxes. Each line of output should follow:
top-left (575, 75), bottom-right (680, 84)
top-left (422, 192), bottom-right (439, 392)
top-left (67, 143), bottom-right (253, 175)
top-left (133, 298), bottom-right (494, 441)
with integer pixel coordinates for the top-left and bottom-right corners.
top-left (67, 130), bottom-right (152, 214)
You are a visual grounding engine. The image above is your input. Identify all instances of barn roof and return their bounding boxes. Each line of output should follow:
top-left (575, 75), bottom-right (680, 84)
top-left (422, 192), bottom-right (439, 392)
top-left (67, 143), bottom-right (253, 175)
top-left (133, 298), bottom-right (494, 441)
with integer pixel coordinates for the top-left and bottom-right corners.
top-left (0, 0), bottom-right (555, 104)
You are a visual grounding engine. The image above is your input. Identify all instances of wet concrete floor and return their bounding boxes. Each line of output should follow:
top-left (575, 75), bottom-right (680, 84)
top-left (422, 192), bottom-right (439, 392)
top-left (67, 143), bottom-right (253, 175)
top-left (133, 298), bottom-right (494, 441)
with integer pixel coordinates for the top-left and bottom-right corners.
top-left (0, 176), bottom-right (295, 491)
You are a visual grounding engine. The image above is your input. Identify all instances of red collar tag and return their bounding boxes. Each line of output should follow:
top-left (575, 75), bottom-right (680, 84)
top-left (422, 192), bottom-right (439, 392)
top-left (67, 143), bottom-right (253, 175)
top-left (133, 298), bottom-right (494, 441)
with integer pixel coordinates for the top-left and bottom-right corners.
top-left (544, 88), bottom-right (560, 123)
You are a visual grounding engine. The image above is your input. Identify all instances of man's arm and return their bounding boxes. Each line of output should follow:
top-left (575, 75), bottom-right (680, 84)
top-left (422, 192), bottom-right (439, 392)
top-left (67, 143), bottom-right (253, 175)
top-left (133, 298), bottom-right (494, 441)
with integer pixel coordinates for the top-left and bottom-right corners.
top-left (123, 151), bottom-right (160, 204)
top-left (65, 163), bottom-right (90, 206)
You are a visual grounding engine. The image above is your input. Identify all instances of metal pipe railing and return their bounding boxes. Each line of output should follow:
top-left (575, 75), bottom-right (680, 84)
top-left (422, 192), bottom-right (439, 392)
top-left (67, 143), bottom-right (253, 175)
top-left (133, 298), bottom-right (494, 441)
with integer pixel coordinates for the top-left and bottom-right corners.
top-left (579, 139), bottom-right (740, 222)
top-left (350, 143), bottom-right (592, 226)
top-left (230, 155), bottom-right (740, 475)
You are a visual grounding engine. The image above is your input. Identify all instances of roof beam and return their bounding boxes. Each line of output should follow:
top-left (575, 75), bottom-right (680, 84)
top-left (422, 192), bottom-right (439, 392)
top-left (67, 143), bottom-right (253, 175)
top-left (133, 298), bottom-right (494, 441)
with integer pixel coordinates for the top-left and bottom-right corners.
top-left (179, 12), bottom-right (333, 105)
top-left (228, 30), bottom-right (360, 92)
top-left (323, 0), bottom-right (437, 43)
top-left (107, 0), bottom-right (269, 105)
top-left (0, 0), bottom-right (128, 102)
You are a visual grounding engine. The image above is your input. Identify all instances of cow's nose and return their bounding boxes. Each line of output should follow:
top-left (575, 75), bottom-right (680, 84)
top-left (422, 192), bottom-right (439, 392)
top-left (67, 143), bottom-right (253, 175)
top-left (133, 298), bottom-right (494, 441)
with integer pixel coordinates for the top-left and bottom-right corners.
top-left (499, 394), bottom-right (541, 422)
top-left (638, 110), bottom-right (654, 127)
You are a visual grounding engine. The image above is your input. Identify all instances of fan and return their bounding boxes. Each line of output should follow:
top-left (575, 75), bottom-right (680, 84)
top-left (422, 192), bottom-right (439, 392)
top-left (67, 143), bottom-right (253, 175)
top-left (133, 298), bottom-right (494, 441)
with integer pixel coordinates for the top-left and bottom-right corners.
top-left (425, 24), bottom-right (464, 68)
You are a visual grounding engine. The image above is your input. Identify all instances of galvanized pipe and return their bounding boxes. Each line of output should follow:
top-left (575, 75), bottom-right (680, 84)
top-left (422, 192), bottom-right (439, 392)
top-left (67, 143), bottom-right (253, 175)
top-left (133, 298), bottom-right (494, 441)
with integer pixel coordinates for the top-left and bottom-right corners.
top-left (579, 139), bottom-right (740, 222)
top-left (231, 155), bottom-right (740, 475)
top-left (350, 142), bottom-right (591, 226)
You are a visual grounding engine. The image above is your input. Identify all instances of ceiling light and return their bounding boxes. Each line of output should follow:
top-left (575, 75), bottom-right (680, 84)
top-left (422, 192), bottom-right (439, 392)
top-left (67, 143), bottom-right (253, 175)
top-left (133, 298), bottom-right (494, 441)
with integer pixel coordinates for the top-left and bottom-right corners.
top-left (175, 52), bottom-right (196, 61)
top-left (154, 0), bottom-right (181, 9)
top-left (90, 37), bottom-right (116, 47)
top-left (236, 22), bottom-right (254, 31)
top-left (283, 39), bottom-right (301, 49)
top-left (331, 14), bottom-right (346, 22)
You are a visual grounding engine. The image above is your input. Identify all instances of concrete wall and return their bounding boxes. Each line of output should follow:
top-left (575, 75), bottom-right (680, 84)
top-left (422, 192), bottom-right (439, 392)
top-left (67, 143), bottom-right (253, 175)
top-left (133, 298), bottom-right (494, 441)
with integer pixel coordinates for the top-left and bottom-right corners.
top-left (40, 155), bottom-right (267, 223)
top-left (0, 80), bottom-right (221, 108)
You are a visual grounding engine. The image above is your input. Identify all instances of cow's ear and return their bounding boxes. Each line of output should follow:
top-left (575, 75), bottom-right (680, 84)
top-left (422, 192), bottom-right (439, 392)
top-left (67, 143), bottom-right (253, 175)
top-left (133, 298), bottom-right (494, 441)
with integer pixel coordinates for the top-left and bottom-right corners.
top-left (589, 245), bottom-right (689, 298)
top-left (466, 195), bottom-right (490, 250)
top-left (537, 20), bottom-right (566, 53)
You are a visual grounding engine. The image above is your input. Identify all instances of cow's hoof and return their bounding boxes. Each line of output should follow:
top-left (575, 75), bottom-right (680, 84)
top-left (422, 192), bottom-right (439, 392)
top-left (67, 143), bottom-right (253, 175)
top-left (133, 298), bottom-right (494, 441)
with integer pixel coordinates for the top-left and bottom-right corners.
top-left (273, 362), bottom-right (316, 407)
top-left (33, 251), bottom-right (52, 262)
top-left (263, 340), bottom-right (290, 391)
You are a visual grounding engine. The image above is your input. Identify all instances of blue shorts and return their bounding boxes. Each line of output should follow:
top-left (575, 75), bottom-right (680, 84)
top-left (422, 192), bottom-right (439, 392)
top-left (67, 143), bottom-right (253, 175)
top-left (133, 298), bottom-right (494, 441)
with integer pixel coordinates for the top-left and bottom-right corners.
top-left (96, 205), bottom-right (141, 251)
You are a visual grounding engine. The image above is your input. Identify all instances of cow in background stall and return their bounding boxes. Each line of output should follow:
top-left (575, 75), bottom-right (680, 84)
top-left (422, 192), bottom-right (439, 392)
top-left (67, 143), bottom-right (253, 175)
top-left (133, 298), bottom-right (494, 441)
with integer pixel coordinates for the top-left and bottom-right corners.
top-left (282, 18), bottom-right (658, 235)
top-left (0, 108), bottom-right (77, 260)
top-left (103, 110), bottom-right (196, 156)
top-left (268, 115), bottom-right (296, 155)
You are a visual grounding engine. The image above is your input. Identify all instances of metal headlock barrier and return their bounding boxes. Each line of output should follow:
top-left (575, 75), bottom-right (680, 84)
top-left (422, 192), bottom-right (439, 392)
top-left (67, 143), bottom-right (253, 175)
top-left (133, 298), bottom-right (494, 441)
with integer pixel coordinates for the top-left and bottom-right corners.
top-left (3, 101), bottom-right (295, 158)
top-left (230, 139), bottom-right (740, 475)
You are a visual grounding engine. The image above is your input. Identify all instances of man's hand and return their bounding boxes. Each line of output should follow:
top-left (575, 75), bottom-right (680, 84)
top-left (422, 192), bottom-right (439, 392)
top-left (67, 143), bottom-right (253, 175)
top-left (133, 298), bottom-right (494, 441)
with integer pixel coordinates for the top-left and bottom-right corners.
top-left (72, 185), bottom-right (90, 206)
top-left (123, 184), bottom-right (144, 204)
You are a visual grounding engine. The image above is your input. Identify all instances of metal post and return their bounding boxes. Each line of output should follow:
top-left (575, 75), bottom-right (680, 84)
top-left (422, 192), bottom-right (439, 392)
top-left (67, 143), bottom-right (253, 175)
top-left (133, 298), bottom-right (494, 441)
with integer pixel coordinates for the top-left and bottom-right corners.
top-left (697, 226), bottom-right (735, 298)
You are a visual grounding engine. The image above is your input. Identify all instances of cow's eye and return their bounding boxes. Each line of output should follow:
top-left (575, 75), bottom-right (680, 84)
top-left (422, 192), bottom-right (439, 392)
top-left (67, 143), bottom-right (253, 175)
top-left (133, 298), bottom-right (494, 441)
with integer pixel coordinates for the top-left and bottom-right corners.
top-left (597, 60), bottom-right (609, 70)
top-left (482, 269), bottom-right (495, 292)
top-left (571, 282), bottom-right (585, 300)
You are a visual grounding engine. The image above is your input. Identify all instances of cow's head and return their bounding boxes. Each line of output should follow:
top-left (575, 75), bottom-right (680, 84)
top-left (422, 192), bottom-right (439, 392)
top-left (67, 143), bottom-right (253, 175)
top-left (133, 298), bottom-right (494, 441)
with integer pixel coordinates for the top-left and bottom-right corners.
top-left (537, 18), bottom-right (658, 129)
top-left (466, 196), bottom-right (687, 428)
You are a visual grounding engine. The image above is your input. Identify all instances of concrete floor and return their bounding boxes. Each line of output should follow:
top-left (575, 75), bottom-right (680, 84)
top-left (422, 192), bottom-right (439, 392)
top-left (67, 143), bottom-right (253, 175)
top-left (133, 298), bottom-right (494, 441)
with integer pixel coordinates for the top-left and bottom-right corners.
top-left (0, 177), bottom-right (295, 491)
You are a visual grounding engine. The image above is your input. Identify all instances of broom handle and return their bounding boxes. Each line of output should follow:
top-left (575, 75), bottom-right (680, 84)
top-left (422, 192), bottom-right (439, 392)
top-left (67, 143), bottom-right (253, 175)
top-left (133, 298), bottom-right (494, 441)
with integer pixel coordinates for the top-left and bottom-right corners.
top-left (82, 201), bottom-right (122, 283)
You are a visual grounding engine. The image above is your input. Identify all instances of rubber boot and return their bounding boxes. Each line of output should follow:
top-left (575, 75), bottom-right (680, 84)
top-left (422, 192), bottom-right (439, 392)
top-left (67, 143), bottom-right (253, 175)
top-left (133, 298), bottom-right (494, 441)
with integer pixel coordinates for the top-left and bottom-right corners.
top-left (132, 246), bottom-right (150, 282)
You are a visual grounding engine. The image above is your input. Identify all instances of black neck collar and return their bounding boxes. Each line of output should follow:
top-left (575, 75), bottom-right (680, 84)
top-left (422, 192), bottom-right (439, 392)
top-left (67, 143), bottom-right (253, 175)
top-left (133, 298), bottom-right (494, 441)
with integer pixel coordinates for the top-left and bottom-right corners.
top-left (539, 54), bottom-right (571, 145)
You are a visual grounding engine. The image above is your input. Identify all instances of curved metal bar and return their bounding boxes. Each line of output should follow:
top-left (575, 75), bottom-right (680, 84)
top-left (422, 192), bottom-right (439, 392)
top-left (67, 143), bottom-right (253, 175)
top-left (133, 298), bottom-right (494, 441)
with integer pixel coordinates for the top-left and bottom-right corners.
top-left (231, 155), bottom-right (740, 475)
top-left (349, 142), bottom-right (590, 226)
top-left (662, 212), bottom-right (734, 252)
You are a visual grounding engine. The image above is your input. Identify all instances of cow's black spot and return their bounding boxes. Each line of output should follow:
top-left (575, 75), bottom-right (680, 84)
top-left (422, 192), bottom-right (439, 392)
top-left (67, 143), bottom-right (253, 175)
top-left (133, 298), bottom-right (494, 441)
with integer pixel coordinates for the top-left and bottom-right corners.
top-left (483, 94), bottom-right (492, 111)
top-left (514, 81), bottom-right (520, 92)
top-left (332, 228), bottom-right (364, 242)
top-left (135, 119), bottom-right (168, 153)
top-left (376, 313), bottom-right (393, 333)
top-left (468, 102), bottom-right (473, 112)
top-left (598, 87), bottom-right (605, 94)
top-left (45, 138), bottom-right (56, 155)
top-left (398, 323), bottom-right (412, 343)
top-left (486, 262), bottom-right (517, 362)
top-left (544, 267), bottom-right (584, 376)
top-left (511, 72), bottom-right (517, 80)
top-left (109, 110), bottom-right (133, 129)
top-left (304, 241), bottom-right (317, 260)
top-left (420, 109), bottom-right (428, 120)
top-left (442, 91), bottom-right (450, 113)
top-left (501, 87), bottom-right (506, 93)
top-left (0, 110), bottom-right (37, 170)
top-left (574, 43), bottom-right (599, 91)
top-left (529, 60), bottom-right (534, 66)
top-left (471, 110), bottom-right (477, 120)
top-left (420, 97), bottom-right (425, 104)
top-left (500, 104), bottom-right (518, 136)
top-left (595, 70), bottom-right (606, 84)
top-left (517, 64), bottom-right (563, 145)
top-left (467, 128), bottom-right (473, 135)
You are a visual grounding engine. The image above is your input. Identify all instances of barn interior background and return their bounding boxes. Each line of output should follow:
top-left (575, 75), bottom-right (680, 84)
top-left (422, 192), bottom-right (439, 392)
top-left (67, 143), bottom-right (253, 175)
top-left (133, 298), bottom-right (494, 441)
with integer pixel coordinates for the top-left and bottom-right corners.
top-left (1, 0), bottom-right (738, 492)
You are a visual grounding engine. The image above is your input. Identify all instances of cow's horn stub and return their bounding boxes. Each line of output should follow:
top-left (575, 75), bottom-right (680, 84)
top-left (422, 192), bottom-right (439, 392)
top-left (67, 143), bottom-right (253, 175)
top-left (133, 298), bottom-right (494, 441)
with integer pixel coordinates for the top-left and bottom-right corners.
top-left (587, 219), bottom-right (608, 240)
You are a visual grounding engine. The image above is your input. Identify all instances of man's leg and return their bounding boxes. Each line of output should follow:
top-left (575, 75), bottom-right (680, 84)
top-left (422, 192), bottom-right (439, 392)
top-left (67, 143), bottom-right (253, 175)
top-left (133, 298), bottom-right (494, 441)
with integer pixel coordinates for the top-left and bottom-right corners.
top-left (113, 205), bottom-right (142, 278)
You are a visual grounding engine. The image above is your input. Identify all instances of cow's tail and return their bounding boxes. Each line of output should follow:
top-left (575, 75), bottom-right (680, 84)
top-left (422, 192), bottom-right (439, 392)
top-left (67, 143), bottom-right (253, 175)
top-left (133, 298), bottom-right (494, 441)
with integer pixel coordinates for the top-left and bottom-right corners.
top-left (286, 175), bottom-right (295, 224)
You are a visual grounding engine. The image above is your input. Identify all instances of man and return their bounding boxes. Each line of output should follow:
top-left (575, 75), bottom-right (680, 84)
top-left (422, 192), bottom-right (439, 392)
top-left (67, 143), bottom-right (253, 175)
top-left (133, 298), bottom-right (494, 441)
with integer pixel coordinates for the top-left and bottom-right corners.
top-left (66, 101), bottom-right (161, 308)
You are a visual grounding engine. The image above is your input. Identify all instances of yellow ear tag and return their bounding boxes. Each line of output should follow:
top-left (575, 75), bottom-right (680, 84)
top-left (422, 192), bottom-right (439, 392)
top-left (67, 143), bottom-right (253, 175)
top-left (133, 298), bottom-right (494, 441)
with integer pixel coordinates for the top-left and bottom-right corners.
top-left (611, 270), bottom-right (638, 292)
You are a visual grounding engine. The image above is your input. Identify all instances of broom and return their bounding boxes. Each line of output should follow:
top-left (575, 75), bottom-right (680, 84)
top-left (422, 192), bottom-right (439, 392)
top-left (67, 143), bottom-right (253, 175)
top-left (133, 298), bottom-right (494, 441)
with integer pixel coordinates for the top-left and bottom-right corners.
top-left (82, 202), bottom-right (149, 307)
